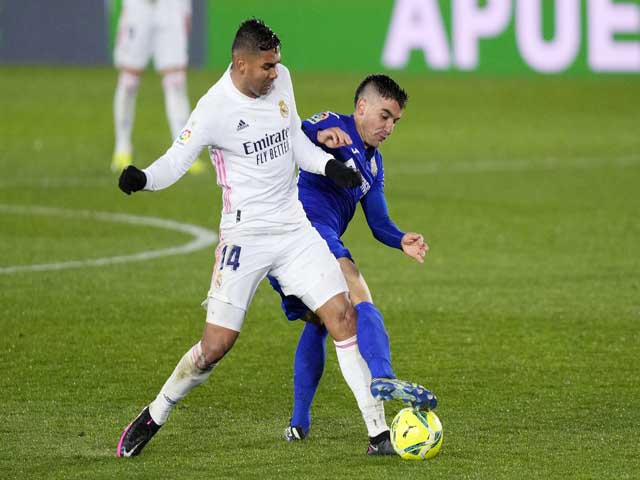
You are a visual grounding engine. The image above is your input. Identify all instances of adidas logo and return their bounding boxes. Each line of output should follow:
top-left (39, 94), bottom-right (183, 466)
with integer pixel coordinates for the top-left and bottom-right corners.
top-left (237, 119), bottom-right (249, 131)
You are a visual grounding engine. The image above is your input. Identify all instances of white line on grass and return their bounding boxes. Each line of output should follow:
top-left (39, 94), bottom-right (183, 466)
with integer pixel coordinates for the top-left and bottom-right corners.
top-left (0, 204), bottom-right (218, 274)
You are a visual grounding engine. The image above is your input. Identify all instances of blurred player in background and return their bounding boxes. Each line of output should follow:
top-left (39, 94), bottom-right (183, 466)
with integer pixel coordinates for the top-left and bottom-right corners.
top-left (112, 0), bottom-right (203, 173)
top-left (114, 18), bottom-right (407, 458)
top-left (270, 74), bottom-right (435, 455)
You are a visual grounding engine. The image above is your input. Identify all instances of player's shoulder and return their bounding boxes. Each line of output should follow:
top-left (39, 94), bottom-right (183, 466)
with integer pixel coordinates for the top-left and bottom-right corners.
top-left (197, 78), bottom-right (228, 110)
top-left (275, 63), bottom-right (292, 87)
top-left (187, 83), bottom-right (226, 132)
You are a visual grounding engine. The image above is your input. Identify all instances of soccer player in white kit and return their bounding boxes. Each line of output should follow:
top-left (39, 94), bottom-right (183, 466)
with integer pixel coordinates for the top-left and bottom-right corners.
top-left (112, 0), bottom-right (199, 172)
top-left (115, 19), bottom-right (380, 458)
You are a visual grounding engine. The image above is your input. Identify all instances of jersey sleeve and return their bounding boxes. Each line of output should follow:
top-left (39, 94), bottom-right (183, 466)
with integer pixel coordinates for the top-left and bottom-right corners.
top-left (143, 99), bottom-right (215, 191)
top-left (360, 162), bottom-right (405, 249)
top-left (279, 65), bottom-right (333, 175)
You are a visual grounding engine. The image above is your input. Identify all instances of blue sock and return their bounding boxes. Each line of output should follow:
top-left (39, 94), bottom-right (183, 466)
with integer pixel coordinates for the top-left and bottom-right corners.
top-left (356, 302), bottom-right (395, 379)
top-left (291, 322), bottom-right (328, 432)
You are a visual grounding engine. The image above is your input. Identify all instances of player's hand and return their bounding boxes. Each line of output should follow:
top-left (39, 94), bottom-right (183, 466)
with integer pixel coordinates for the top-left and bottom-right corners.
top-left (401, 232), bottom-right (429, 263)
top-left (118, 165), bottom-right (147, 195)
top-left (317, 127), bottom-right (353, 149)
top-left (325, 159), bottom-right (362, 189)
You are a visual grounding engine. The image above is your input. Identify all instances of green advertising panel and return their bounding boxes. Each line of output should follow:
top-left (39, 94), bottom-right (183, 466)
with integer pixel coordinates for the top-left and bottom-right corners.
top-left (207, 0), bottom-right (396, 71)
top-left (108, 1), bottom-right (639, 74)
top-left (207, 0), bottom-right (639, 75)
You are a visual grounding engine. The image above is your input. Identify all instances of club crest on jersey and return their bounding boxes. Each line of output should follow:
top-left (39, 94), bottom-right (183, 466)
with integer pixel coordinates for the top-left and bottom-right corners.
top-left (279, 100), bottom-right (289, 118)
top-left (370, 157), bottom-right (378, 176)
top-left (177, 128), bottom-right (192, 144)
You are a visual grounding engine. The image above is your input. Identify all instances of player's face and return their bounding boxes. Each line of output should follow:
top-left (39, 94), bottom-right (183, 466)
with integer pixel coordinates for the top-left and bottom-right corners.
top-left (356, 95), bottom-right (403, 148)
top-left (244, 48), bottom-right (281, 97)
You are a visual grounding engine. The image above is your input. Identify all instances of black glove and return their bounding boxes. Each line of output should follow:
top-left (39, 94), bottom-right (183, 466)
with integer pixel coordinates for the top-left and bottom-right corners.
top-left (118, 165), bottom-right (147, 195)
top-left (325, 159), bottom-right (362, 189)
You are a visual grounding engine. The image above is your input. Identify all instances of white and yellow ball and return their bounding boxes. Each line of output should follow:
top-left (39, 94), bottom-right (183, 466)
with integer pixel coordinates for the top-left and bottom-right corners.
top-left (390, 408), bottom-right (443, 460)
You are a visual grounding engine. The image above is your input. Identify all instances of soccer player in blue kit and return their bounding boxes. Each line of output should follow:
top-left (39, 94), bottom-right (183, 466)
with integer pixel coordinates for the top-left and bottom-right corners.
top-left (268, 74), bottom-right (437, 454)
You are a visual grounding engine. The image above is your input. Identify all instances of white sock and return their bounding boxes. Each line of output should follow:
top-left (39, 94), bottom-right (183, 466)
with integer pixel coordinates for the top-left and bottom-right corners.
top-left (113, 71), bottom-right (140, 154)
top-left (334, 336), bottom-right (388, 437)
top-left (162, 70), bottom-right (190, 139)
top-left (148, 341), bottom-right (215, 425)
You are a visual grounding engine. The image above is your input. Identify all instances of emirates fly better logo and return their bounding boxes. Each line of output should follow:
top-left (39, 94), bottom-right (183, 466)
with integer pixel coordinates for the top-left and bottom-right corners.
top-left (243, 128), bottom-right (291, 166)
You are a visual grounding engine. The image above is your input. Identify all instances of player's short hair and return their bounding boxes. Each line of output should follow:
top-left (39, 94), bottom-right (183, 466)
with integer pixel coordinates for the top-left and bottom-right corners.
top-left (231, 18), bottom-right (281, 55)
top-left (354, 74), bottom-right (408, 109)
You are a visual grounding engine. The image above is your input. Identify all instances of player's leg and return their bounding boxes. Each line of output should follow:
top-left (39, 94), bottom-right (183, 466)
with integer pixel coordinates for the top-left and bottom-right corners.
top-left (287, 321), bottom-right (328, 439)
top-left (267, 275), bottom-right (327, 439)
top-left (159, 67), bottom-right (190, 141)
top-left (118, 234), bottom-right (268, 457)
top-left (112, 67), bottom-right (141, 171)
top-left (315, 294), bottom-right (389, 444)
top-left (147, 307), bottom-right (241, 426)
top-left (338, 257), bottom-right (437, 410)
top-left (112, 5), bottom-right (152, 171)
top-left (117, 301), bottom-right (244, 458)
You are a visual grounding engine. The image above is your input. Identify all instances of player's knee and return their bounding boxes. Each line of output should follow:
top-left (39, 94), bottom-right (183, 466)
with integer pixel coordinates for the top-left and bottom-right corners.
top-left (119, 71), bottom-right (140, 94)
top-left (199, 341), bottom-right (227, 367)
top-left (162, 70), bottom-right (186, 91)
top-left (327, 294), bottom-right (357, 336)
top-left (343, 303), bottom-right (357, 334)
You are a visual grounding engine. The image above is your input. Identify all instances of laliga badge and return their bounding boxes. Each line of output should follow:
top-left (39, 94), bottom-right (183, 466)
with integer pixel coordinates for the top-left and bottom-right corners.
top-left (177, 128), bottom-right (192, 145)
top-left (279, 100), bottom-right (289, 118)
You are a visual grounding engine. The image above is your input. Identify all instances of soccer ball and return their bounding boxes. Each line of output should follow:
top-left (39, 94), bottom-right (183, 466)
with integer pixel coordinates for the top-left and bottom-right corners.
top-left (390, 407), bottom-right (443, 460)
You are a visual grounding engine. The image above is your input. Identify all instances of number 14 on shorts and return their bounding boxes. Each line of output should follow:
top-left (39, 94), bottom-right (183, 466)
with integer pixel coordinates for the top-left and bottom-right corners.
top-left (219, 245), bottom-right (241, 271)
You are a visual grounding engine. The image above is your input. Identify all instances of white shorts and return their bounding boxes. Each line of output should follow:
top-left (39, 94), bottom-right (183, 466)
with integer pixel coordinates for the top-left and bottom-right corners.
top-left (114, 0), bottom-right (189, 71)
top-left (204, 223), bottom-right (348, 331)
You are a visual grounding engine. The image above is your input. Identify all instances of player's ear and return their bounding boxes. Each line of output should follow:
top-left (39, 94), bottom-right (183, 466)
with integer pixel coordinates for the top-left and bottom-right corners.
top-left (356, 96), bottom-right (367, 116)
top-left (232, 53), bottom-right (246, 74)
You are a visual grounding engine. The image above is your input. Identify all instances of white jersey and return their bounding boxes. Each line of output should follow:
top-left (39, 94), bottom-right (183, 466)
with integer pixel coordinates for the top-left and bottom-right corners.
top-left (143, 64), bottom-right (333, 233)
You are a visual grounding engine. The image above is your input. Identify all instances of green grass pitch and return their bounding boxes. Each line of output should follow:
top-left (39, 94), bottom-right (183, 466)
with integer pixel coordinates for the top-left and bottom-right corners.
top-left (0, 66), bottom-right (639, 479)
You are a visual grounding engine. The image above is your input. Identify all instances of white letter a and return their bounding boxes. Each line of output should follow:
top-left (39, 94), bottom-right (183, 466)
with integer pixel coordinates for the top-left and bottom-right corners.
top-left (382, 0), bottom-right (451, 70)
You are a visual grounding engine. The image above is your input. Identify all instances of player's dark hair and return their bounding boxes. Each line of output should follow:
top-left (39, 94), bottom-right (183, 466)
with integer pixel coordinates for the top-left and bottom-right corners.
top-left (354, 74), bottom-right (408, 109)
top-left (232, 18), bottom-right (281, 54)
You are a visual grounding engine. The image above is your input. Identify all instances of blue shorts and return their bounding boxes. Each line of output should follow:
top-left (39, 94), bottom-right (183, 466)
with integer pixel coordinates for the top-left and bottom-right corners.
top-left (268, 222), bottom-right (351, 321)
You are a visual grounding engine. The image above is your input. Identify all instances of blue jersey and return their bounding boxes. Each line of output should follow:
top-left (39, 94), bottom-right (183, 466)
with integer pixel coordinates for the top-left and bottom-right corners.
top-left (298, 111), bottom-right (404, 249)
